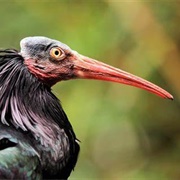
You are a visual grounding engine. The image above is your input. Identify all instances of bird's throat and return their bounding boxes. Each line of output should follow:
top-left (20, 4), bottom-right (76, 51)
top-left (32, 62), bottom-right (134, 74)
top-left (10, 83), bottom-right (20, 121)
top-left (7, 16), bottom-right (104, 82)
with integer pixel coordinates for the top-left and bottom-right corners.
top-left (24, 58), bottom-right (59, 86)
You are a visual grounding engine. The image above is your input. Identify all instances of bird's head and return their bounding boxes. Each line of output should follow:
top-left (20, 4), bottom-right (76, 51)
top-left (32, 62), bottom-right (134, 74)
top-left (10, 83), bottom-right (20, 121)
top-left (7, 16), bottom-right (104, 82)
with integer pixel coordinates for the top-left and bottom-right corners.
top-left (21, 36), bottom-right (173, 99)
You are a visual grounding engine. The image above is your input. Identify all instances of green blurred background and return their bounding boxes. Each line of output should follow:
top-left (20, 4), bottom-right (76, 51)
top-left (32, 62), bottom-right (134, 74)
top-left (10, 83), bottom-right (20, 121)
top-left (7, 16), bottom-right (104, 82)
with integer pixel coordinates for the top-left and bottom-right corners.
top-left (0, 1), bottom-right (179, 179)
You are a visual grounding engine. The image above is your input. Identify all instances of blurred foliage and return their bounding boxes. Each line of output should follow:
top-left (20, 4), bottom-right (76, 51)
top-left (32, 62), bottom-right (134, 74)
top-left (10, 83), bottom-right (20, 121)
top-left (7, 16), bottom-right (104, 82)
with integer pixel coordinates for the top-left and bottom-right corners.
top-left (0, 0), bottom-right (179, 179)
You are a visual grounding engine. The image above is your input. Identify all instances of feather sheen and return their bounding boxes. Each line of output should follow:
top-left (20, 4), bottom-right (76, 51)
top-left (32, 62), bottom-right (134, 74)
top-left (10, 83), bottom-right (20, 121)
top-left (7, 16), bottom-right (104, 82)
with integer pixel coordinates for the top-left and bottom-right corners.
top-left (0, 50), bottom-right (79, 178)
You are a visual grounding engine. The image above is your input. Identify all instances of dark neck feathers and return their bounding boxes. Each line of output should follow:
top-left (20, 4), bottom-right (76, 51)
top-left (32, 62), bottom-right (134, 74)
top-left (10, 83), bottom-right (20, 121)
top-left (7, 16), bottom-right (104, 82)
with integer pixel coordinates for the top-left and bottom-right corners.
top-left (0, 50), bottom-right (73, 147)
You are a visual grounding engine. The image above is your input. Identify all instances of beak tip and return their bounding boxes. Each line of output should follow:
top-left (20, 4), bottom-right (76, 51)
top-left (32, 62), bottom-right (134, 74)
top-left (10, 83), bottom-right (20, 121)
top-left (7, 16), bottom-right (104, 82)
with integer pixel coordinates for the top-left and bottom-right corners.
top-left (169, 96), bottom-right (174, 101)
top-left (165, 94), bottom-right (174, 100)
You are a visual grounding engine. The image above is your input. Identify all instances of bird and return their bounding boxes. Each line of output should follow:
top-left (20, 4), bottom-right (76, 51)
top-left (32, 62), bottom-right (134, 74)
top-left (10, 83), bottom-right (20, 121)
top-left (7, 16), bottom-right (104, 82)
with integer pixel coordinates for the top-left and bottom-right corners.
top-left (0, 36), bottom-right (173, 179)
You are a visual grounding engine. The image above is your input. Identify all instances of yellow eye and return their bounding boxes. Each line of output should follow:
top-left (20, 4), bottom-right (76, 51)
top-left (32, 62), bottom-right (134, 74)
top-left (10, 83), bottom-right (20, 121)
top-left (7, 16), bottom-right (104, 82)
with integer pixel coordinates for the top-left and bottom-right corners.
top-left (50, 47), bottom-right (65, 60)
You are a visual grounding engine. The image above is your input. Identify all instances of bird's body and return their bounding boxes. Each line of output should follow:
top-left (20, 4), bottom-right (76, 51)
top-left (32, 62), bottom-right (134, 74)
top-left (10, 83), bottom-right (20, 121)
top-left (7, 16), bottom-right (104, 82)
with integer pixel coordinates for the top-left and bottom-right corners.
top-left (0, 37), bottom-right (173, 179)
top-left (0, 50), bottom-right (79, 179)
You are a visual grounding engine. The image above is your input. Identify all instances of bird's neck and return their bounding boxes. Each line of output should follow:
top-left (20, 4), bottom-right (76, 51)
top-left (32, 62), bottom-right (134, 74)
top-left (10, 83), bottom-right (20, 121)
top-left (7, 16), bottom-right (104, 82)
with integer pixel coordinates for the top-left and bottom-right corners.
top-left (0, 53), bottom-right (74, 148)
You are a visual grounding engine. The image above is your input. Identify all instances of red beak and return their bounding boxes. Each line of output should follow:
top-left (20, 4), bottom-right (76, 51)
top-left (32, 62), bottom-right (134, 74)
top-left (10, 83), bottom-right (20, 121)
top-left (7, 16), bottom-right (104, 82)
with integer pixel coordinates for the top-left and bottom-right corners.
top-left (72, 53), bottom-right (173, 100)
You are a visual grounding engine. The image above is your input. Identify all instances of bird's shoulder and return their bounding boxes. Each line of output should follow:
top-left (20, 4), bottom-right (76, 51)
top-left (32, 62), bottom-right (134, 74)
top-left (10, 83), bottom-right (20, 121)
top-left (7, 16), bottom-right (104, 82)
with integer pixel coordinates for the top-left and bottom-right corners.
top-left (0, 132), bottom-right (41, 179)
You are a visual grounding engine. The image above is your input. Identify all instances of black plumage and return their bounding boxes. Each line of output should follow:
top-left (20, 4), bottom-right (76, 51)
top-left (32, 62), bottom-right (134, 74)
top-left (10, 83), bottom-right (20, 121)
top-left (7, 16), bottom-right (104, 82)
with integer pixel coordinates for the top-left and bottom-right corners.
top-left (0, 49), bottom-right (79, 179)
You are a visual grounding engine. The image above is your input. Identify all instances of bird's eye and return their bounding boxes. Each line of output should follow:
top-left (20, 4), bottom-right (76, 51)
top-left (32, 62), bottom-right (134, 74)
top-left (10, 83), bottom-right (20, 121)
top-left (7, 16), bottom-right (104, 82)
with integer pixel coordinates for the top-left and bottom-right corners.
top-left (50, 47), bottom-right (65, 60)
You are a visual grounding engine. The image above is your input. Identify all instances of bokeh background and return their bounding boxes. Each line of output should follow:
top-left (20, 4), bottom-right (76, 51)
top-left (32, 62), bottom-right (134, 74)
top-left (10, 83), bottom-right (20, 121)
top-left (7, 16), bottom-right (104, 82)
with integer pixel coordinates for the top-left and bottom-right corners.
top-left (0, 1), bottom-right (179, 179)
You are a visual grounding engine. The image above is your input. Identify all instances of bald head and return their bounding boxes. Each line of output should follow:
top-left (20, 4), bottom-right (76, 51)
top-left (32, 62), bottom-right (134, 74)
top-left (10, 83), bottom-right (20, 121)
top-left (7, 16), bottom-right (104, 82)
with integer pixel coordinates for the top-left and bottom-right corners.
top-left (20, 36), bottom-right (71, 60)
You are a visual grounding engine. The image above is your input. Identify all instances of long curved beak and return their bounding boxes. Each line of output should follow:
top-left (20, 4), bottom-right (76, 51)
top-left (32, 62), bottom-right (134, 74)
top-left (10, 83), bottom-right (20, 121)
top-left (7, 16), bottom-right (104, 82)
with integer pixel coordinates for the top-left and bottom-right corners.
top-left (72, 53), bottom-right (173, 100)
